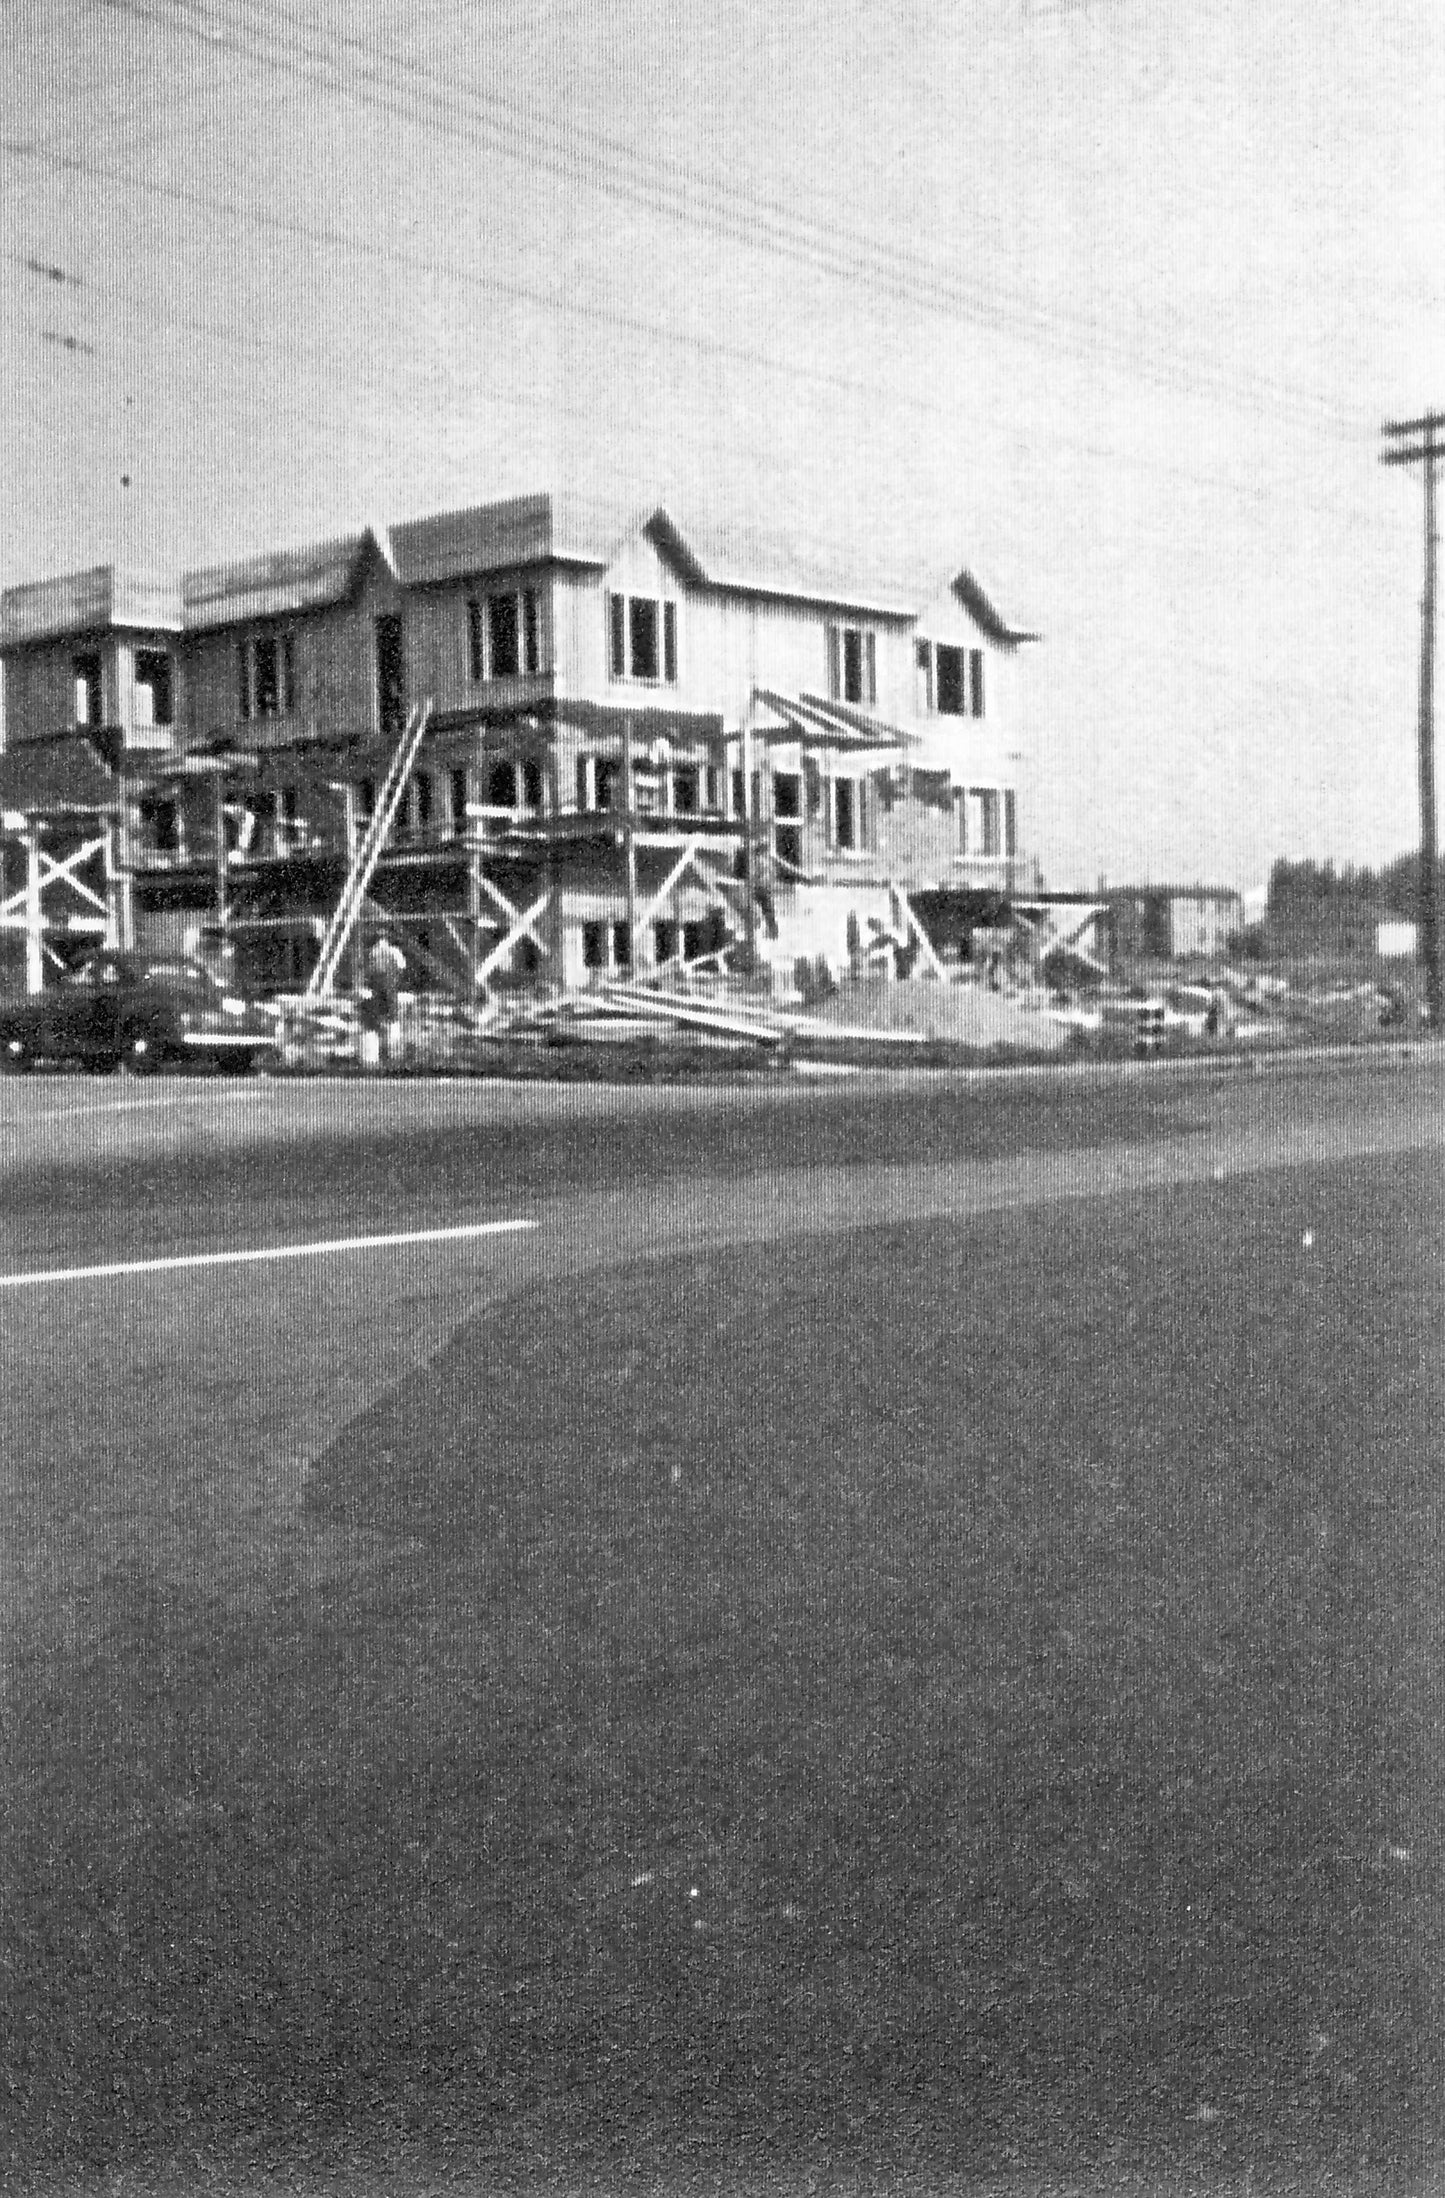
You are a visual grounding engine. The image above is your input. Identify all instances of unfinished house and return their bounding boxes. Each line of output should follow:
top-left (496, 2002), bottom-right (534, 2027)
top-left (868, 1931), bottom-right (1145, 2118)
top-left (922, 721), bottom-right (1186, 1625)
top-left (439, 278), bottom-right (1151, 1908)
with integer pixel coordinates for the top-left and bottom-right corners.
top-left (0, 496), bottom-right (1035, 994)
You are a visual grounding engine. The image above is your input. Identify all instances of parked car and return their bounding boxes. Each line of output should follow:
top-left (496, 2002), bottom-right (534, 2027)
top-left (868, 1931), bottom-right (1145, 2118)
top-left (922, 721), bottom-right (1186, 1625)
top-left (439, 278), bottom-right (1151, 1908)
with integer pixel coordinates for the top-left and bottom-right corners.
top-left (0, 951), bottom-right (279, 1074)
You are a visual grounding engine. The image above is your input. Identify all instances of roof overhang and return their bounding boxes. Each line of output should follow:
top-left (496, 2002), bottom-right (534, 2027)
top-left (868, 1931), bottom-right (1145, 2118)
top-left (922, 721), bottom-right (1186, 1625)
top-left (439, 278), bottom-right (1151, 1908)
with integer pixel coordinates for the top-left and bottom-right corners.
top-left (752, 688), bottom-right (911, 767)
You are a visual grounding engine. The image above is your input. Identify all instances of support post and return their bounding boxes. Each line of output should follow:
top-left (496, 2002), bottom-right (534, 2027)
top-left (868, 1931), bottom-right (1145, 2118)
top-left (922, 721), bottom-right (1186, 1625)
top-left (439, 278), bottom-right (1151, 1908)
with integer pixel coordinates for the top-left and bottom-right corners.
top-left (24, 833), bottom-right (43, 994)
top-left (741, 705), bottom-right (757, 971)
top-left (213, 772), bottom-right (228, 933)
top-left (623, 712), bottom-right (639, 973)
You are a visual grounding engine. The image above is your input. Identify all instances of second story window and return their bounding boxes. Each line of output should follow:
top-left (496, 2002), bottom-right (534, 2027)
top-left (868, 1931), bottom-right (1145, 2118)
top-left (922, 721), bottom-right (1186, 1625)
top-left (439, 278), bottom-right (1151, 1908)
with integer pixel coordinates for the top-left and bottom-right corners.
top-left (132, 649), bottom-right (174, 729)
top-left (73, 651), bottom-right (104, 726)
top-left (239, 631), bottom-right (295, 720)
top-left (827, 624), bottom-right (877, 707)
top-left (468, 588), bottom-right (542, 681)
top-left (608, 592), bottom-right (678, 684)
top-left (914, 642), bottom-right (984, 718)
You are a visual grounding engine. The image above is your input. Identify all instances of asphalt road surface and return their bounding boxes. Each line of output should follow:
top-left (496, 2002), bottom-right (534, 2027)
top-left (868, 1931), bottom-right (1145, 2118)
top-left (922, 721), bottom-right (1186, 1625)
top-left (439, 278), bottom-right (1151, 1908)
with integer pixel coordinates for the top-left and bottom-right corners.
top-left (4, 1056), bottom-right (1444, 1644)
top-left (4, 1053), bottom-right (1445, 2192)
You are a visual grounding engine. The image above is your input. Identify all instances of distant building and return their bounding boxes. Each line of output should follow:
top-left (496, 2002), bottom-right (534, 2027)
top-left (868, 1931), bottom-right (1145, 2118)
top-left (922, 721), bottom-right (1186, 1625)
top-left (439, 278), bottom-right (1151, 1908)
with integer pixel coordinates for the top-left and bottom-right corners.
top-left (1106, 885), bottom-right (1244, 963)
top-left (0, 494), bottom-right (1038, 992)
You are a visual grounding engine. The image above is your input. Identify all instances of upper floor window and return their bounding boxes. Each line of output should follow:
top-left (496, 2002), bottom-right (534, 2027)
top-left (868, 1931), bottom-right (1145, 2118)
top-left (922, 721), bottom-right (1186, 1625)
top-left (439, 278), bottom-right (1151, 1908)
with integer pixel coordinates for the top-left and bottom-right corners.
top-left (73, 651), bottom-right (103, 726)
top-left (239, 630), bottom-right (295, 720)
top-left (608, 592), bottom-right (678, 684)
top-left (469, 588), bottom-right (542, 681)
top-left (132, 649), bottom-right (174, 729)
top-left (915, 641), bottom-right (985, 719)
top-left (827, 624), bottom-right (877, 707)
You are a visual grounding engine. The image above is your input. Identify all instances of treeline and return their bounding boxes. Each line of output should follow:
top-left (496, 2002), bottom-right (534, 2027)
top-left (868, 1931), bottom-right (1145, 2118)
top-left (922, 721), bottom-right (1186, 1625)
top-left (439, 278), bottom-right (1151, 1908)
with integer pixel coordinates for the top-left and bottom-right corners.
top-left (1268, 854), bottom-right (1440, 917)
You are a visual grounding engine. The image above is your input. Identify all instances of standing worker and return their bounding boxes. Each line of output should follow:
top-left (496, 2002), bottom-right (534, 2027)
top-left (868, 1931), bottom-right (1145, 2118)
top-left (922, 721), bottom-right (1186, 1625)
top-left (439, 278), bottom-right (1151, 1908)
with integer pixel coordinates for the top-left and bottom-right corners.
top-left (362, 928), bottom-right (407, 1067)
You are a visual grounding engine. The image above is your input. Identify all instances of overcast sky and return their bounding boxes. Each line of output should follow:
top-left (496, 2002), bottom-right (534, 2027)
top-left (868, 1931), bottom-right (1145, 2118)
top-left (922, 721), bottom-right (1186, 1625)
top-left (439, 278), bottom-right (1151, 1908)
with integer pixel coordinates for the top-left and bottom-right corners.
top-left (3, 0), bottom-right (1442, 890)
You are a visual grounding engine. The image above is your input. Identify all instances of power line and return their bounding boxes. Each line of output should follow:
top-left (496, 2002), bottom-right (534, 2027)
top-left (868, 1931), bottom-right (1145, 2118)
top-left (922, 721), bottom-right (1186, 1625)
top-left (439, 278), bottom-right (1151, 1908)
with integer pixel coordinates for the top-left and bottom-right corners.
top-left (88, 0), bottom-right (1374, 439)
top-left (1, 147), bottom-right (1384, 539)
top-left (2, 248), bottom-right (1387, 562)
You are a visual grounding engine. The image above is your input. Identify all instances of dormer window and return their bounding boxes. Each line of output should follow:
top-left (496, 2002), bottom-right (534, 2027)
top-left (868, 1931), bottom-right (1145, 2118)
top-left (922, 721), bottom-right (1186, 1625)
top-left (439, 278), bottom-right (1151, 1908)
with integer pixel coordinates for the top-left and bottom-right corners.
top-left (608, 592), bottom-right (678, 685)
top-left (915, 641), bottom-right (984, 719)
top-left (468, 588), bottom-right (542, 681)
top-left (239, 631), bottom-right (295, 720)
top-left (826, 624), bottom-right (876, 706)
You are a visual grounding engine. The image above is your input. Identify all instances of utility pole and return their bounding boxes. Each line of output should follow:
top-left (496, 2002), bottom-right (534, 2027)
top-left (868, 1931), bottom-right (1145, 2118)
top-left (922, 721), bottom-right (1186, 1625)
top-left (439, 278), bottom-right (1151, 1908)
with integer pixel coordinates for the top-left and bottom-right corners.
top-left (1382, 411), bottom-right (1443, 1031)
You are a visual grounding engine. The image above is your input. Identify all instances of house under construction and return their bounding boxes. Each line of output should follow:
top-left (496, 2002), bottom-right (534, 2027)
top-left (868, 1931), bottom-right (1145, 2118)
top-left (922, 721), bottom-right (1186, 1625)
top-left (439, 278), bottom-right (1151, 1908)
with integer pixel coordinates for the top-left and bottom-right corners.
top-left (0, 495), bottom-right (1036, 996)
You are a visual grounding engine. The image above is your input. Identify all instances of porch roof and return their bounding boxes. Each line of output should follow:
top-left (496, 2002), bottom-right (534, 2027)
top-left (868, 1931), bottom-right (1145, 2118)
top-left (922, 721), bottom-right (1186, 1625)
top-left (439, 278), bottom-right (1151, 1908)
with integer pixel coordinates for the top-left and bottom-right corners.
top-left (753, 688), bottom-right (911, 762)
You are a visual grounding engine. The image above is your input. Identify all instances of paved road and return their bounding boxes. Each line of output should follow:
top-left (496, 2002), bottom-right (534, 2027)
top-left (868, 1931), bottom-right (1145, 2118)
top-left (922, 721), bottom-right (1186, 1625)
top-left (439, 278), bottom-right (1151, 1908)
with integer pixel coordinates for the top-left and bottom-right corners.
top-left (4, 1056), bottom-right (1444, 1661)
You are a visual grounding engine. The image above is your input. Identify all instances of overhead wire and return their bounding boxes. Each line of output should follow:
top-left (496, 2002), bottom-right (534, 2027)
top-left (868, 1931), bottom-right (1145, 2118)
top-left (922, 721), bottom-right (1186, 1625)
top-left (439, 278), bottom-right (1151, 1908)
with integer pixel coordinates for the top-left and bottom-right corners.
top-left (0, 137), bottom-right (1388, 545)
top-left (87, 0), bottom-right (1374, 440)
top-left (0, 241), bottom-right (1387, 552)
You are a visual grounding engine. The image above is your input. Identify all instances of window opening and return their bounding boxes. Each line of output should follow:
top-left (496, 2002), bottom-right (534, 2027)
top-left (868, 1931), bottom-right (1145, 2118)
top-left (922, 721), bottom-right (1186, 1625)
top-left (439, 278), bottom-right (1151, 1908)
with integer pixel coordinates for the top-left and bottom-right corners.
top-left (935, 644), bottom-right (967, 718)
top-left (73, 651), bottom-right (103, 726)
top-left (374, 614), bottom-right (406, 740)
top-left (133, 650), bottom-right (173, 728)
top-left (827, 624), bottom-right (877, 706)
top-left (607, 591), bottom-right (678, 684)
top-left (629, 597), bottom-right (660, 682)
top-left (239, 632), bottom-right (295, 720)
top-left (138, 794), bottom-right (180, 855)
top-left (914, 640), bottom-right (933, 715)
top-left (488, 592), bottom-right (521, 678)
top-left (670, 766), bottom-right (700, 815)
top-left (448, 766), bottom-right (470, 832)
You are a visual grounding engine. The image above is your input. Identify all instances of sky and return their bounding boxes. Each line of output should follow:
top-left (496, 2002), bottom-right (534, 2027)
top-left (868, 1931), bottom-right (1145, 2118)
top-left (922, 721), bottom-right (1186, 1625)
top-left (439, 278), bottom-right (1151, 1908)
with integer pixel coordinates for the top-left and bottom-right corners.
top-left (2, 0), bottom-right (1443, 891)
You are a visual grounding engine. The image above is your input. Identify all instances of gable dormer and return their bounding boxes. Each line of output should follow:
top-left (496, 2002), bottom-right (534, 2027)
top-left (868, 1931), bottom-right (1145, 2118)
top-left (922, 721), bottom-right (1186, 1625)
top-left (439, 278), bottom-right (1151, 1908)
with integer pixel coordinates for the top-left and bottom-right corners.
top-left (600, 510), bottom-right (702, 691)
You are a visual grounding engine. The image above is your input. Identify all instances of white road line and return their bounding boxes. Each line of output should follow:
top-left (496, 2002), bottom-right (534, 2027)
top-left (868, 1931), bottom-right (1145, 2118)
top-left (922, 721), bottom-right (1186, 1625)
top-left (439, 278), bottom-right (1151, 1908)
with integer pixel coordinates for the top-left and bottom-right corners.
top-left (0, 1219), bottom-right (537, 1290)
top-left (16, 1090), bottom-right (270, 1123)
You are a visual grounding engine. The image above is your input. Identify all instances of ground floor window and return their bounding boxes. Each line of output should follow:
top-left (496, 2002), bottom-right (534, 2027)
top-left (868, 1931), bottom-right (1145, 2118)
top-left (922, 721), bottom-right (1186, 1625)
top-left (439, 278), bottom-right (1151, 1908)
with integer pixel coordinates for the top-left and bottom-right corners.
top-left (576, 754), bottom-right (622, 812)
top-left (956, 785), bottom-right (1013, 859)
top-left (137, 793), bottom-right (181, 855)
top-left (581, 919), bottom-right (632, 972)
top-left (830, 777), bottom-right (865, 852)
